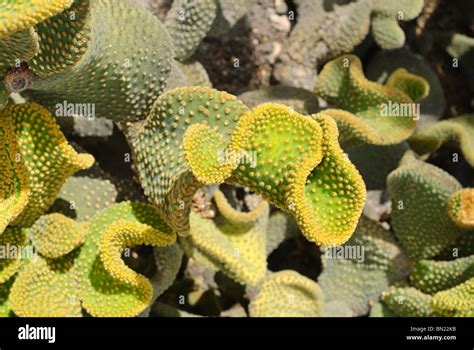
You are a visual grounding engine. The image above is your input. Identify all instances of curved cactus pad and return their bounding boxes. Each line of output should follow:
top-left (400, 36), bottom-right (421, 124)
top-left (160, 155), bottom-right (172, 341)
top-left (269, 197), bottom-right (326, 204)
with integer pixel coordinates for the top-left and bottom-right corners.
top-left (315, 55), bottom-right (426, 147)
top-left (165, 0), bottom-right (217, 61)
top-left (75, 202), bottom-right (176, 317)
top-left (430, 278), bottom-right (474, 317)
top-left (387, 152), bottom-right (465, 259)
top-left (180, 190), bottom-right (269, 286)
top-left (249, 270), bottom-right (324, 317)
top-left (410, 256), bottom-right (474, 294)
top-left (1, 103), bottom-right (94, 227)
top-left (0, 28), bottom-right (39, 73)
top-left (408, 115), bottom-right (474, 167)
top-left (229, 104), bottom-right (366, 246)
top-left (30, 213), bottom-right (86, 258)
top-left (381, 286), bottom-right (436, 317)
top-left (133, 87), bottom-right (249, 235)
top-left (0, 227), bottom-right (28, 283)
top-left (447, 189), bottom-right (474, 229)
top-left (9, 254), bottom-right (82, 317)
top-left (0, 112), bottom-right (29, 233)
top-left (0, 0), bottom-right (73, 40)
top-left (25, 0), bottom-right (173, 122)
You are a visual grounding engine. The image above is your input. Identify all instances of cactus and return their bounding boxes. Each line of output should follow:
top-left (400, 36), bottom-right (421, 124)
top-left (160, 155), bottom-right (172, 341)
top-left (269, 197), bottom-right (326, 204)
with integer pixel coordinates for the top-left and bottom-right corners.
top-left (318, 216), bottom-right (410, 316)
top-left (23, 0), bottom-right (173, 122)
top-left (227, 104), bottom-right (366, 246)
top-left (208, 0), bottom-right (257, 37)
top-left (1, 103), bottom-right (94, 227)
top-left (410, 256), bottom-right (474, 294)
top-left (387, 152), bottom-right (468, 259)
top-left (315, 55), bottom-right (429, 148)
top-left (165, 0), bottom-right (217, 61)
top-left (249, 270), bottom-right (324, 317)
top-left (0, 29), bottom-right (38, 73)
top-left (0, 227), bottom-right (28, 283)
top-left (408, 115), bottom-right (474, 167)
top-left (447, 189), bottom-right (474, 229)
top-left (0, 0), bottom-right (73, 40)
top-left (381, 286), bottom-right (437, 317)
top-left (180, 190), bottom-right (269, 286)
top-left (371, 0), bottom-right (424, 50)
top-left (430, 278), bottom-right (474, 317)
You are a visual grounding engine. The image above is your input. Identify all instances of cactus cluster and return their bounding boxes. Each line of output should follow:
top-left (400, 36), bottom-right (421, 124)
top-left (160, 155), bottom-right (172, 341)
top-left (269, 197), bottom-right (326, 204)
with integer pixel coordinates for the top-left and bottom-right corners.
top-left (0, 0), bottom-right (471, 319)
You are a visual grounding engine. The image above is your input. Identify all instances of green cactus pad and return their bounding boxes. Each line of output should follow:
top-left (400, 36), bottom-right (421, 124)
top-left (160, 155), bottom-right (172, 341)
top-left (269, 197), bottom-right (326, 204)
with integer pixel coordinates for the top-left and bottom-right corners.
top-left (408, 115), bottom-right (474, 167)
top-left (387, 152), bottom-right (466, 259)
top-left (29, 0), bottom-right (91, 77)
top-left (2, 103), bottom-right (94, 227)
top-left (371, 0), bottom-right (424, 50)
top-left (249, 270), bottom-right (324, 317)
top-left (430, 278), bottom-right (474, 317)
top-left (315, 55), bottom-right (425, 147)
top-left (385, 68), bottom-right (430, 103)
top-left (318, 216), bottom-right (409, 316)
top-left (30, 213), bottom-right (86, 259)
top-left (75, 202), bottom-right (175, 317)
top-left (0, 227), bottom-right (28, 283)
top-left (0, 111), bottom-right (29, 233)
top-left (133, 86), bottom-right (249, 235)
top-left (0, 28), bottom-right (38, 73)
top-left (25, 0), bottom-right (173, 122)
top-left (229, 104), bottom-right (366, 246)
top-left (381, 286), bottom-right (436, 317)
top-left (410, 256), bottom-right (474, 294)
top-left (447, 189), bottom-right (474, 229)
top-left (0, 0), bottom-right (73, 40)
top-left (9, 253), bottom-right (82, 317)
top-left (165, 0), bottom-right (217, 61)
top-left (181, 190), bottom-right (269, 286)
top-left (0, 277), bottom-right (14, 316)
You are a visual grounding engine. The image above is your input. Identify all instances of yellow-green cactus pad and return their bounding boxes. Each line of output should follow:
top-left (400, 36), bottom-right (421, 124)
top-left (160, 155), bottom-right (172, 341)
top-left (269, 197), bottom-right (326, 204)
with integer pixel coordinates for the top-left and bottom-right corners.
top-left (229, 104), bottom-right (366, 246)
top-left (410, 256), bottom-right (474, 294)
top-left (318, 216), bottom-right (409, 316)
top-left (29, 0), bottom-right (91, 77)
top-left (371, 0), bottom-right (424, 50)
top-left (385, 68), bottom-right (430, 103)
top-left (447, 189), bottom-right (474, 229)
top-left (315, 55), bottom-right (424, 147)
top-left (408, 115), bottom-right (474, 167)
top-left (249, 270), bottom-right (324, 317)
top-left (0, 28), bottom-right (38, 73)
top-left (183, 123), bottom-right (239, 184)
top-left (0, 227), bottom-right (28, 283)
top-left (369, 301), bottom-right (396, 317)
top-left (180, 190), bottom-right (269, 286)
top-left (430, 278), bottom-right (474, 317)
top-left (0, 111), bottom-right (29, 233)
top-left (9, 254), bottom-right (82, 317)
top-left (30, 213), bottom-right (86, 258)
top-left (99, 220), bottom-right (175, 286)
top-left (381, 286), bottom-right (436, 317)
top-left (0, 0), bottom-right (73, 40)
top-left (2, 103), bottom-right (94, 226)
top-left (133, 87), bottom-right (249, 235)
top-left (238, 86), bottom-right (320, 115)
top-left (24, 0), bottom-right (173, 122)
top-left (165, 0), bottom-right (217, 61)
top-left (75, 202), bottom-right (176, 317)
top-left (387, 152), bottom-right (465, 259)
